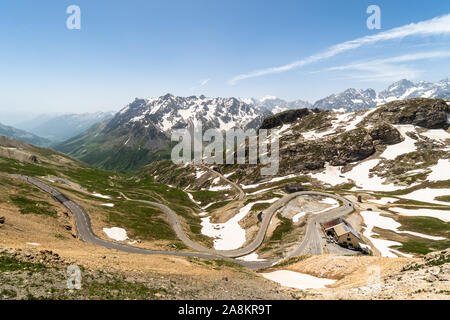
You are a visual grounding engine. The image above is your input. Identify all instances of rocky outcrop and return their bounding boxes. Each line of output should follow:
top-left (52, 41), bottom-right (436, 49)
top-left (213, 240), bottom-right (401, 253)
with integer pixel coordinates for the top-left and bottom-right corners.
top-left (281, 127), bottom-right (375, 171)
top-left (259, 108), bottom-right (313, 130)
top-left (365, 98), bottom-right (450, 129)
top-left (0, 146), bottom-right (40, 164)
top-left (0, 247), bottom-right (70, 267)
top-left (368, 123), bottom-right (402, 145)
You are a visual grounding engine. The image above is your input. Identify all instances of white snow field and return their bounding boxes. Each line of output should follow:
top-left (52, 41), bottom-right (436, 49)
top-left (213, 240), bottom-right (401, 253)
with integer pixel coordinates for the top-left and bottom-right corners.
top-left (310, 159), bottom-right (415, 192)
top-left (346, 159), bottom-right (412, 192)
top-left (309, 163), bottom-right (349, 186)
top-left (427, 159), bottom-right (450, 182)
top-left (379, 125), bottom-right (417, 160)
top-left (360, 211), bottom-right (413, 258)
top-left (390, 207), bottom-right (450, 222)
top-left (301, 108), bottom-right (377, 140)
top-left (103, 227), bottom-right (128, 241)
top-left (362, 210), bottom-right (444, 240)
top-left (368, 197), bottom-right (399, 205)
top-left (307, 122), bottom-right (449, 192)
top-left (261, 270), bottom-right (336, 290)
top-left (398, 188), bottom-right (450, 206)
top-left (237, 253), bottom-right (267, 262)
top-left (200, 198), bottom-right (279, 250)
top-left (420, 127), bottom-right (450, 142)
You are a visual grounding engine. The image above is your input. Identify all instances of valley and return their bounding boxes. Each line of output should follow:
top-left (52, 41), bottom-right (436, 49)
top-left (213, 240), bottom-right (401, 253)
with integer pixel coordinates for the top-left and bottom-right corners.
top-left (0, 97), bottom-right (449, 300)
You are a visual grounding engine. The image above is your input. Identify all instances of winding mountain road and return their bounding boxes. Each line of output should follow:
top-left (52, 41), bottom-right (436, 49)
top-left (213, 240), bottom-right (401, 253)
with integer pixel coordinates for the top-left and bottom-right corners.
top-left (218, 191), bottom-right (353, 257)
top-left (14, 175), bottom-right (229, 260)
top-left (15, 174), bottom-right (354, 270)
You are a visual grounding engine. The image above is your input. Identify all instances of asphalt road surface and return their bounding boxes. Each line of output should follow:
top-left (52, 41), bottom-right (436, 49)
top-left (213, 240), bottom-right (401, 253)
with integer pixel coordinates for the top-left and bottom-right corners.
top-left (217, 191), bottom-right (354, 258)
top-left (15, 174), bottom-right (354, 270)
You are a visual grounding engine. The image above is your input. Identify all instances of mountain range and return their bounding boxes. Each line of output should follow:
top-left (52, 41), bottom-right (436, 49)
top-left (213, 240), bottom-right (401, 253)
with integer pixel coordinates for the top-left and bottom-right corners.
top-left (307, 77), bottom-right (450, 112)
top-left (56, 94), bottom-right (272, 171)
top-left (0, 77), bottom-right (447, 171)
top-left (245, 77), bottom-right (450, 113)
top-left (54, 78), bottom-right (449, 172)
top-left (241, 96), bottom-right (312, 114)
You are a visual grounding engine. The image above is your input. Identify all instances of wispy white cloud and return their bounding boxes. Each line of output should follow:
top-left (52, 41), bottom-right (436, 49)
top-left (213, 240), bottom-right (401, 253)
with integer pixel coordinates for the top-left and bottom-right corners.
top-left (199, 78), bottom-right (210, 87)
top-left (190, 78), bottom-right (210, 91)
top-left (326, 51), bottom-right (450, 82)
top-left (229, 13), bottom-right (450, 84)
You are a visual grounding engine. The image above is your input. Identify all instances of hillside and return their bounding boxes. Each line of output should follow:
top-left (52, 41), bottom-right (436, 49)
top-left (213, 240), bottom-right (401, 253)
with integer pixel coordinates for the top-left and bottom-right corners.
top-left (55, 120), bottom-right (172, 172)
top-left (0, 123), bottom-right (50, 147)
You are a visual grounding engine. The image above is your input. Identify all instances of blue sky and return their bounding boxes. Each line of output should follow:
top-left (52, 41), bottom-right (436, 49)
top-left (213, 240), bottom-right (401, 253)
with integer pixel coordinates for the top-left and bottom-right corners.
top-left (0, 0), bottom-right (449, 117)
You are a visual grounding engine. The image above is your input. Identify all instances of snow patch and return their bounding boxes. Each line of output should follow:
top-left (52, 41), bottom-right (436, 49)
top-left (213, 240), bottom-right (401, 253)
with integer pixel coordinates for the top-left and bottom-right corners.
top-left (237, 253), bottom-right (267, 262)
top-left (360, 211), bottom-right (413, 258)
top-left (201, 198), bottom-right (279, 250)
top-left (100, 203), bottom-right (115, 207)
top-left (427, 159), bottom-right (450, 182)
top-left (292, 212), bottom-right (307, 223)
top-left (92, 193), bottom-right (112, 199)
top-left (398, 188), bottom-right (450, 206)
top-left (261, 270), bottom-right (336, 290)
top-left (380, 125), bottom-right (417, 160)
top-left (103, 227), bottom-right (128, 241)
top-left (26, 242), bottom-right (41, 246)
top-left (390, 207), bottom-right (450, 222)
top-left (195, 171), bottom-right (206, 179)
top-left (209, 185), bottom-right (232, 191)
top-left (309, 163), bottom-right (349, 186)
top-left (368, 197), bottom-right (399, 205)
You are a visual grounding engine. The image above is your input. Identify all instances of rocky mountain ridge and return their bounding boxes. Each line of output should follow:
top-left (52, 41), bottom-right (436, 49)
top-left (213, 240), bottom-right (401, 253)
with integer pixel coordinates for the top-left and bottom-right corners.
top-left (313, 77), bottom-right (450, 112)
top-left (225, 98), bottom-right (450, 185)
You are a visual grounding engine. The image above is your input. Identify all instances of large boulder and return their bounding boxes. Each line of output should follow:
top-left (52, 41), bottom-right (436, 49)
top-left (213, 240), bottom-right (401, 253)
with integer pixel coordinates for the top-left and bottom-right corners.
top-left (364, 98), bottom-right (450, 129)
top-left (368, 123), bottom-right (403, 145)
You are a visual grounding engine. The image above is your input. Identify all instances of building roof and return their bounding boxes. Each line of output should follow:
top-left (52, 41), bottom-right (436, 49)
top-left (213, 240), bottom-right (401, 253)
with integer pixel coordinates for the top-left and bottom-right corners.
top-left (327, 220), bottom-right (362, 240)
top-left (322, 218), bottom-right (344, 230)
top-left (333, 224), bottom-right (349, 237)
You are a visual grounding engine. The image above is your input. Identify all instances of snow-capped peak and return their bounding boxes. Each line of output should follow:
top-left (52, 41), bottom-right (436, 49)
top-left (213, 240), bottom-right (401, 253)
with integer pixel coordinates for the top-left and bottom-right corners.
top-left (260, 95), bottom-right (277, 102)
top-left (111, 94), bottom-right (270, 133)
top-left (312, 77), bottom-right (450, 112)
